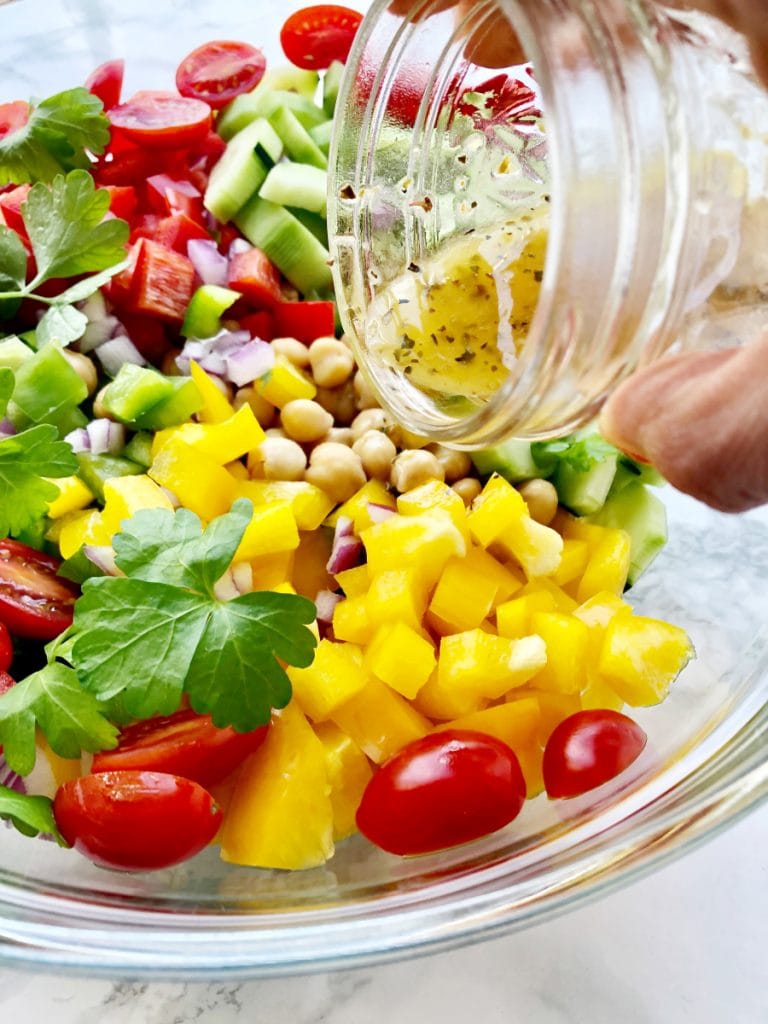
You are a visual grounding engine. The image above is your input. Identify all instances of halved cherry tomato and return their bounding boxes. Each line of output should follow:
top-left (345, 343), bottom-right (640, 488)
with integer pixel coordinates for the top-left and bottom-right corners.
top-left (0, 183), bottom-right (31, 237)
top-left (0, 540), bottom-right (79, 641)
top-left (145, 174), bottom-right (204, 224)
top-left (0, 671), bottom-right (14, 696)
top-left (542, 710), bottom-right (648, 799)
top-left (85, 59), bottom-right (125, 111)
top-left (356, 730), bottom-right (526, 856)
top-left (0, 101), bottom-right (30, 142)
top-left (109, 91), bottom-right (213, 151)
top-left (91, 709), bottom-right (268, 788)
top-left (0, 623), bottom-right (12, 674)
top-left (272, 300), bottom-right (335, 343)
top-left (280, 5), bottom-right (363, 71)
top-left (176, 40), bottom-right (267, 110)
top-left (53, 771), bottom-right (222, 871)
top-left (227, 247), bottom-right (283, 309)
top-left (104, 184), bottom-right (139, 224)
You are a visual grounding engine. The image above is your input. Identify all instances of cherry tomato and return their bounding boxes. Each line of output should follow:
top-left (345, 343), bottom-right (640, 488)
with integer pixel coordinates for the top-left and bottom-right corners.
top-left (280, 5), bottom-right (363, 71)
top-left (0, 540), bottom-right (79, 641)
top-left (85, 59), bottom-right (125, 111)
top-left (176, 40), bottom-right (267, 110)
top-left (356, 730), bottom-right (526, 856)
top-left (53, 771), bottom-right (222, 871)
top-left (542, 710), bottom-right (648, 799)
top-left (0, 670), bottom-right (14, 696)
top-left (109, 91), bottom-right (213, 150)
top-left (0, 622), bottom-right (13, 674)
top-left (91, 709), bottom-right (268, 788)
top-left (0, 101), bottom-right (30, 141)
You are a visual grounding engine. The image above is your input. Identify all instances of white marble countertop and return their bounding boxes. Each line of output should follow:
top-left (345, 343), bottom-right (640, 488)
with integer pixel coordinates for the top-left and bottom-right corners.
top-left (0, 803), bottom-right (765, 1023)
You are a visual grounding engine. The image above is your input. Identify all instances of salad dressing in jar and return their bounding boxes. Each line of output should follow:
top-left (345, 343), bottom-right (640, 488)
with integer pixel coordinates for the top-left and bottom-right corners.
top-left (328, 0), bottom-right (768, 447)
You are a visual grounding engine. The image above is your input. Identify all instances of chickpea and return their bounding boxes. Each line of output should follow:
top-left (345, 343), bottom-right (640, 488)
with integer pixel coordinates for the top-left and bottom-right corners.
top-left (91, 385), bottom-right (111, 420)
top-left (271, 337), bottom-right (311, 369)
top-left (206, 375), bottom-right (234, 401)
top-left (61, 350), bottom-right (98, 396)
top-left (315, 380), bottom-right (358, 425)
top-left (305, 442), bottom-right (367, 504)
top-left (353, 369), bottom-right (379, 411)
top-left (234, 386), bottom-right (276, 429)
top-left (308, 337), bottom-right (355, 388)
top-left (353, 429), bottom-right (397, 482)
top-left (452, 477), bottom-right (483, 506)
top-left (351, 407), bottom-right (388, 441)
top-left (426, 443), bottom-right (473, 483)
top-left (518, 478), bottom-right (559, 525)
top-left (390, 449), bottom-right (445, 492)
top-left (264, 427), bottom-right (287, 439)
top-left (258, 437), bottom-right (307, 481)
top-left (160, 350), bottom-right (181, 376)
top-left (280, 399), bottom-right (334, 443)
top-left (323, 426), bottom-right (355, 447)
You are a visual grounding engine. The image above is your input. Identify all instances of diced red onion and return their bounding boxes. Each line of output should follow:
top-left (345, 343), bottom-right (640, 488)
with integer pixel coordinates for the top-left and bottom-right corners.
top-left (187, 239), bottom-right (228, 287)
top-left (224, 340), bottom-right (275, 387)
top-left (86, 418), bottom-right (126, 456)
top-left (334, 516), bottom-right (354, 540)
top-left (159, 486), bottom-right (181, 508)
top-left (0, 756), bottom-right (26, 795)
top-left (213, 330), bottom-right (250, 353)
top-left (213, 569), bottom-right (240, 602)
top-left (64, 427), bottom-right (91, 453)
top-left (231, 562), bottom-right (254, 595)
top-left (79, 314), bottom-right (121, 353)
top-left (228, 237), bottom-right (252, 258)
top-left (315, 589), bottom-right (342, 623)
top-left (366, 502), bottom-right (396, 524)
top-left (327, 534), bottom-right (364, 576)
top-left (96, 335), bottom-right (147, 377)
top-left (0, 418), bottom-right (16, 438)
top-left (83, 545), bottom-right (122, 576)
top-left (197, 351), bottom-right (228, 377)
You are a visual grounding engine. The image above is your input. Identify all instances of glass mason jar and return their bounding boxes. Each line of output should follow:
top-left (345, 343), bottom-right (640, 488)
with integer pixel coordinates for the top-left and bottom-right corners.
top-left (328, 0), bottom-right (768, 446)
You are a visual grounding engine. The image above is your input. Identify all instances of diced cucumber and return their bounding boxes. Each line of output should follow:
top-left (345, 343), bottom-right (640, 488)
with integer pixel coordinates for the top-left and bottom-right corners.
top-left (235, 195), bottom-right (333, 296)
top-left (588, 480), bottom-right (668, 586)
top-left (309, 120), bottom-right (334, 156)
top-left (612, 459), bottom-right (666, 492)
top-left (101, 364), bottom-right (175, 423)
top-left (286, 207), bottom-right (329, 248)
top-left (77, 452), bottom-right (143, 503)
top-left (471, 439), bottom-right (543, 483)
top-left (268, 107), bottom-right (327, 170)
top-left (323, 61), bottom-right (345, 117)
top-left (123, 431), bottom-right (154, 469)
top-left (204, 118), bottom-right (284, 224)
top-left (10, 344), bottom-right (88, 427)
top-left (554, 452), bottom-right (618, 516)
top-left (0, 336), bottom-right (33, 371)
top-left (133, 377), bottom-right (203, 430)
top-left (218, 87), bottom-right (326, 141)
top-left (182, 285), bottom-right (242, 339)
top-left (260, 162), bottom-right (328, 215)
top-left (263, 66), bottom-right (320, 98)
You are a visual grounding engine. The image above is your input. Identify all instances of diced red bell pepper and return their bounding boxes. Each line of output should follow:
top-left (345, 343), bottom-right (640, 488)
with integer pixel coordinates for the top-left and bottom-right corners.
top-left (145, 174), bottom-right (205, 224)
top-left (109, 238), bottom-right (195, 324)
top-left (129, 213), bottom-right (163, 246)
top-left (272, 300), bottom-right (336, 344)
top-left (189, 131), bottom-right (227, 172)
top-left (85, 59), bottom-right (125, 111)
top-left (104, 185), bottom-right (139, 224)
top-left (226, 247), bottom-right (283, 309)
top-left (239, 311), bottom-right (275, 341)
top-left (217, 223), bottom-right (242, 255)
top-left (0, 184), bottom-right (31, 237)
top-left (152, 212), bottom-right (211, 255)
top-left (117, 312), bottom-right (173, 365)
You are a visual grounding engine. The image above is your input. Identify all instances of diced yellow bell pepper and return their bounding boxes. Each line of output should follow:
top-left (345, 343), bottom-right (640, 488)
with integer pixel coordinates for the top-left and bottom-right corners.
top-left (249, 550), bottom-right (295, 591)
top-left (599, 615), bottom-right (694, 706)
top-left (362, 511), bottom-right (466, 590)
top-left (100, 474), bottom-right (175, 537)
top-left (45, 476), bottom-right (94, 519)
top-left (314, 721), bottom-right (373, 841)
top-left (573, 591), bottom-right (633, 629)
top-left (509, 688), bottom-right (582, 746)
top-left (581, 675), bottom-right (624, 712)
top-left (553, 510), bottom-right (607, 548)
top-left (397, 480), bottom-right (469, 542)
top-left (226, 460), bottom-right (249, 480)
top-left (520, 578), bottom-right (578, 613)
top-left (149, 436), bottom-right (236, 520)
top-left (333, 595), bottom-right (375, 645)
top-left (57, 508), bottom-right (111, 560)
top-left (496, 590), bottom-right (557, 638)
top-left (189, 360), bottom-right (235, 424)
top-left (237, 479), bottom-right (334, 531)
top-left (152, 404), bottom-right (265, 465)
top-left (552, 538), bottom-right (590, 587)
top-left (325, 479), bottom-right (396, 533)
top-left (252, 358), bottom-right (316, 407)
top-left (491, 515), bottom-right (563, 578)
top-left (335, 564), bottom-right (370, 598)
top-left (37, 737), bottom-right (83, 789)
top-left (291, 529), bottom-right (334, 600)
top-left (365, 568), bottom-right (429, 631)
top-left (219, 702), bottom-right (334, 870)
top-left (332, 677), bottom-right (431, 763)
top-left (288, 639), bottom-right (367, 722)
top-left (529, 611), bottom-right (590, 694)
top-left (577, 528), bottom-right (632, 602)
top-left (234, 500), bottom-right (300, 561)
top-left (428, 554), bottom-right (502, 633)
top-left (467, 474), bottom-right (526, 547)
top-left (464, 545), bottom-right (524, 607)
top-left (365, 621), bottom-right (436, 699)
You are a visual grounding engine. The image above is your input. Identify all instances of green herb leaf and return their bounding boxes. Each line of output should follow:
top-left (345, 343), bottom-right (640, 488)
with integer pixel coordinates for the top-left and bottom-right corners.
top-left (0, 424), bottom-right (79, 538)
top-left (35, 304), bottom-right (88, 349)
top-left (0, 663), bottom-right (119, 776)
top-left (533, 433), bottom-right (619, 475)
top-left (0, 367), bottom-right (13, 419)
top-left (0, 785), bottom-right (66, 844)
top-left (0, 88), bottom-right (110, 185)
top-left (0, 226), bottom-right (28, 292)
top-left (54, 261), bottom-right (130, 305)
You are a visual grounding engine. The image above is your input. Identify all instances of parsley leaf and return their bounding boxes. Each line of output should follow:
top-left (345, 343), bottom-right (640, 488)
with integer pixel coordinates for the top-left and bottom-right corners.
top-left (0, 663), bottom-right (119, 776)
top-left (0, 367), bottom-right (13, 419)
top-left (71, 500), bottom-right (318, 731)
top-left (533, 432), bottom-right (619, 474)
top-left (0, 88), bottom-right (110, 185)
top-left (35, 304), bottom-right (88, 349)
top-left (0, 785), bottom-right (65, 844)
top-left (0, 227), bottom-right (28, 292)
top-left (0, 424), bottom-right (78, 538)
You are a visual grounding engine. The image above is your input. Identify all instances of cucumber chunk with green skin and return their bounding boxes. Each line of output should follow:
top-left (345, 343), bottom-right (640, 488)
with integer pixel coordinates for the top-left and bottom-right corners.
top-left (587, 480), bottom-right (668, 586)
top-left (309, 120), bottom-right (334, 156)
top-left (204, 118), bottom-right (284, 224)
top-left (268, 107), bottom-right (328, 170)
top-left (471, 439), bottom-right (544, 483)
top-left (554, 452), bottom-right (618, 516)
top-left (101, 364), bottom-right (175, 424)
top-left (323, 61), bottom-right (345, 116)
top-left (123, 431), bottom-right (154, 469)
top-left (262, 66), bottom-right (320, 98)
top-left (286, 206), bottom-right (329, 248)
top-left (260, 162), bottom-right (328, 215)
top-left (217, 88), bottom-right (327, 140)
top-left (10, 344), bottom-right (88, 427)
top-left (133, 377), bottom-right (203, 430)
top-left (181, 285), bottom-right (242, 340)
top-left (77, 453), bottom-right (143, 503)
top-left (0, 336), bottom-right (33, 372)
top-left (612, 459), bottom-right (666, 491)
top-left (235, 195), bottom-right (333, 296)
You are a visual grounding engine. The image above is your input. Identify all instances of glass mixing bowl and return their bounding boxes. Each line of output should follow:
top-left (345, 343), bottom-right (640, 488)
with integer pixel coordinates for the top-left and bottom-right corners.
top-left (0, 0), bottom-right (766, 979)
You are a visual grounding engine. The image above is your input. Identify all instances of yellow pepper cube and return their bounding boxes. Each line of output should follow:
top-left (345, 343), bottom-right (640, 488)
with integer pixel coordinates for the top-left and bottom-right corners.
top-left (314, 721), bottom-right (373, 841)
top-left (552, 538), bottom-right (590, 586)
top-left (291, 529), bottom-right (334, 600)
top-left (325, 479), bottom-right (396, 533)
top-left (189, 360), bottom-right (235, 424)
top-left (529, 611), bottom-right (590, 695)
top-left (573, 591), bottom-right (633, 629)
top-left (235, 500), bottom-right (300, 561)
top-left (467, 474), bottom-right (526, 547)
top-left (581, 675), bottom-right (624, 712)
top-left (362, 511), bottom-right (466, 590)
top-left (365, 621), bottom-right (437, 699)
top-left (219, 702), bottom-right (334, 870)
top-left (149, 437), bottom-right (236, 520)
top-left (496, 590), bottom-right (557, 638)
top-left (331, 677), bottom-right (431, 763)
top-left (45, 476), bottom-right (94, 519)
top-left (554, 510), bottom-right (608, 548)
top-left (101, 474), bottom-right (175, 537)
top-left (428, 555), bottom-right (502, 634)
top-left (365, 568), bottom-right (429, 631)
top-left (57, 508), bottom-right (111, 560)
top-left (333, 595), bottom-right (375, 646)
top-left (520, 578), bottom-right (578, 613)
top-left (397, 480), bottom-right (469, 541)
top-left (152, 404), bottom-right (265, 465)
top-left (253, 358), bottom-right (316, 407)
top-left (335, 564), bottom-right (369, 598)
top-left (509, 688), bottom-right (582, 746)
top-left (439, 630), bottom-right (548, 700)
top-left (491, 515), bottom-right (563, 579)
top-left (464, 545), bottom-right (524, 607)
top-left (598, 615), bottom-right (694, 706)
top-left (236, 479), bottom-right (334, 532)
top-left (288, 639), bottom-right (367, 722)
top-left (577, 528), bottom-right (632, 602)
top-left (250, 550), bottom-right (295, 591)
top-left (226, 460), bottom-right (249, 480)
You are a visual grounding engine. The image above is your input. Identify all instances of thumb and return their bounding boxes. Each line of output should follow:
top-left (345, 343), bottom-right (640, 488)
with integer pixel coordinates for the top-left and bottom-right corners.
top-left (599, 337), bottom-right (768, 513)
